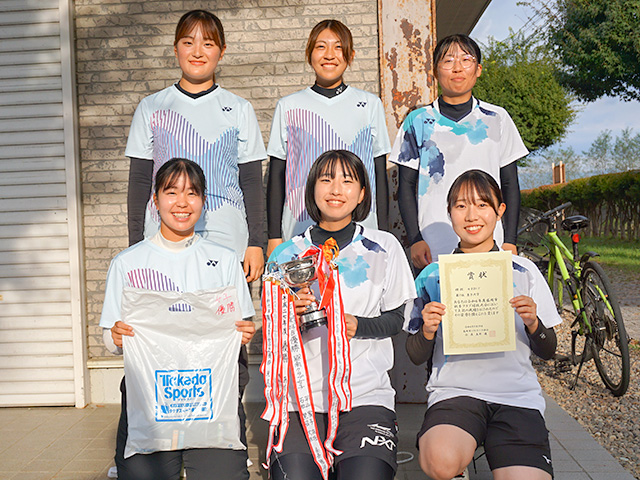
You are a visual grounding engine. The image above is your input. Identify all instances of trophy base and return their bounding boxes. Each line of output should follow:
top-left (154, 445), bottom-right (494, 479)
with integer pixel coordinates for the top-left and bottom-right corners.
top-left (299, 309), bottom-right (328, 332)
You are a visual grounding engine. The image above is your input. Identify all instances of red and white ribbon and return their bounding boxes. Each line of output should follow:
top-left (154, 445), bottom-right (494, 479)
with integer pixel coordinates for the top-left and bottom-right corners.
top-left (261, 240), bottom-right (351, 480)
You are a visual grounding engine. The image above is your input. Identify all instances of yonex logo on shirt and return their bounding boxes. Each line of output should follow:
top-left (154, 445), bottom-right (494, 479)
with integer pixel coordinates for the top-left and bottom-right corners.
top-left (222, 106), bottom-right (232, 112)
top-left (356, 102), bottom-right (367, 107)
top-left (207, 259), bottom-right (218, 267)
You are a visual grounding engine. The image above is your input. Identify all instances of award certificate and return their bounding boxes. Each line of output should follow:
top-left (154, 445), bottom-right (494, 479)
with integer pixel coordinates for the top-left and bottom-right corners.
top-left (439, 251), bottom-right (515, 355)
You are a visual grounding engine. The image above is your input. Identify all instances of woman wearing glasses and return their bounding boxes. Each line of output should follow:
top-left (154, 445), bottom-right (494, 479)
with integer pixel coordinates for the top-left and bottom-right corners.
top-left (390, 34), bottom-right (527, 268)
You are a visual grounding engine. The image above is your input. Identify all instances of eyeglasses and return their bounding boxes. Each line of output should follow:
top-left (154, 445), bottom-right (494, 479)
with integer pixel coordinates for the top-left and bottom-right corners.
top-left (439, 54), bottom-right (476, 70)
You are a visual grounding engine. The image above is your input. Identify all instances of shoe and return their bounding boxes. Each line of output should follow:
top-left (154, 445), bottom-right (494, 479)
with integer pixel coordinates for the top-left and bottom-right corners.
top-left (452, 467), bottom-right (469, 479)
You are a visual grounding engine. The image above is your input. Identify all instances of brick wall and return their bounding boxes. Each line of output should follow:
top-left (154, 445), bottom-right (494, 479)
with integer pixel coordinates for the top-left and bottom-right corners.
top-left (75, 0), bottom-right (382, 358)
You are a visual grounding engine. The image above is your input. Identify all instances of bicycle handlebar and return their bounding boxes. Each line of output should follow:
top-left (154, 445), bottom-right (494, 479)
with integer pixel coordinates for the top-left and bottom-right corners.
top-left (544, 202), bottom-right (572, 218)
top-left (517, 202), bottom-right (572, 235)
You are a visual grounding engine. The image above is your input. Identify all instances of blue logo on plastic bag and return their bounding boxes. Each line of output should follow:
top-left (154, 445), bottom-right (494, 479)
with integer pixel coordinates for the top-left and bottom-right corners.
top-left (154, 369), bottom-right (213, 422)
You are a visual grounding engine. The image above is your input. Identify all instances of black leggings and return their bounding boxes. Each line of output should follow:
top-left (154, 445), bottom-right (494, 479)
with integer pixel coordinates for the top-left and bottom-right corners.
top-left (270, 453), bottom-right (394, 480)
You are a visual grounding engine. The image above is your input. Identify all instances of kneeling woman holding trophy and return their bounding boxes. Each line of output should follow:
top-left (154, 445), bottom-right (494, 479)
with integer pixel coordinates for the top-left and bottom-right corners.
top-left (264, 150), bottom-right (416, 480)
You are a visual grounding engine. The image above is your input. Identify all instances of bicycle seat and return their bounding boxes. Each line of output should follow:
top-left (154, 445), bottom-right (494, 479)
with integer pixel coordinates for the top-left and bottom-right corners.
top-left (561, 215), bottom-right (590, 232)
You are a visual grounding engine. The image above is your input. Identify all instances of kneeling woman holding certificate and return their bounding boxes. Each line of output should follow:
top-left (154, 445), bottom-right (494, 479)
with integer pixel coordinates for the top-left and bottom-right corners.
top-left (265, 150), bottom-right (416, 480)
top-left (404, 170), bottom-right (561, 480)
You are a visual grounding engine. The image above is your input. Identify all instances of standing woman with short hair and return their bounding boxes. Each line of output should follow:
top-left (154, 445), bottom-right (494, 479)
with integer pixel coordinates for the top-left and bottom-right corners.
top-left (126, 9), bottom-right (266, 282)
top-left (390, 34), bottom-right (527, 269)
top-left (266, 19), bottom-right (391, 257)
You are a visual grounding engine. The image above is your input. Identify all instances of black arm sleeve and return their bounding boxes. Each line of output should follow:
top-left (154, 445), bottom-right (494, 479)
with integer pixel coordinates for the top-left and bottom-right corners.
top-left (266, 157), bottom-right (286, 239)
top-left (239, 161), bottom-right (266, 248)
top-left (398, 165), bottom-right (422, 245)
top-left (406, 330), bottom-right (436, 365)
top-left (500, 161), bottom-right (521, 245)
top-left (527, 320), bottom-right (557, 360)
top-left (374, 155), bottom-right (389, 231)
top-left (354, 304), bottom-right (404, 339)
top-left (127, 157), bottom-right (154, 246)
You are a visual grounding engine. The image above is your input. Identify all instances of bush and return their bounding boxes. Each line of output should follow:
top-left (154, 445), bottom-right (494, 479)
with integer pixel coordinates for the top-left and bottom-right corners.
top-left (521, 171), bottom-right (640, 239)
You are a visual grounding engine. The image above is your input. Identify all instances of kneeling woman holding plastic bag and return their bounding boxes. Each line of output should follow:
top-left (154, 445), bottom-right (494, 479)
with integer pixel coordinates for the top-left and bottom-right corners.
top-left (100, 158), bottom-right (256, 480)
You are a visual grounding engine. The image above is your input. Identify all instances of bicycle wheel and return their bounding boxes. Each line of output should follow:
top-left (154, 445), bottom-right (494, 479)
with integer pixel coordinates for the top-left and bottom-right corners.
top-left (581, 261), bottom-right (630, 396)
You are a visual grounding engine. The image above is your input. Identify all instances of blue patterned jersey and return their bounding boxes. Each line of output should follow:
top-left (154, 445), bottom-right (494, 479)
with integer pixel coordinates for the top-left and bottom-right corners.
top-left (389, 98), bottom-right (528, 260)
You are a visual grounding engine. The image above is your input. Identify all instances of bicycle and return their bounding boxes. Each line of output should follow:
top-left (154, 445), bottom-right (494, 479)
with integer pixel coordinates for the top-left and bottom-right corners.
top-left (517, 202), bottom-right (630, 397)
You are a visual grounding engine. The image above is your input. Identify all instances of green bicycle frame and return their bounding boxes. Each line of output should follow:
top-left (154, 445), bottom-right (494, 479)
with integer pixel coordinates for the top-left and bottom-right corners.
top-left (543, 230), bottom-right (618, 336)
top-left (544, 231), bottom-right (591, 334)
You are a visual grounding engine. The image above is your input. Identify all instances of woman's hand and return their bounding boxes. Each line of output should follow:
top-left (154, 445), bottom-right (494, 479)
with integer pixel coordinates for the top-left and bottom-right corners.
top-left (111, 321), bottom-right (134, 348)
top-left (267, 238), bottom-right (283, 258)
top-left (236, 320), bottom-right (256, 345)
top-left (243, 246), bottom-right (265, 282)
top-left (293, 287), bottom-right (316, 322)
top-left (411, 240), bottom-right (432, 269)
top-left (421, 302), bottom-right (445, 340)
top-left (345, 314), bottom-right (358, 340)
top-left (502, 242), bottom-right (518, 255)
top-left (510, 295), bottom-right (538, 333)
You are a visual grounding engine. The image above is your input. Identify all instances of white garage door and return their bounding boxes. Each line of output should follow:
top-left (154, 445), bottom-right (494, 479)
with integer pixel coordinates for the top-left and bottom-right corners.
top-left (0, 0), bottom-right (87, 406)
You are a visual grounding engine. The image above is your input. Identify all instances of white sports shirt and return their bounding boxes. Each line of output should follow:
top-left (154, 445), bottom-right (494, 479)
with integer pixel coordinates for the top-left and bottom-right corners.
top-left (270, 225), bottom-right (416, 412)
top-left (100, 236), bottom-right (255, 331)
top-left (125, 85), bottom-right (266, 256)
top-left (267, 87), bottom-right (391, 240)
top-left (404, 253), bottom-right (562, 415)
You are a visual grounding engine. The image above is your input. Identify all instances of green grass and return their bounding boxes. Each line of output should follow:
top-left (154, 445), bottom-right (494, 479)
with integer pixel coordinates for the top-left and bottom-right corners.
top-left (556, 235), bottom-right (640, 273)
top-left (567, 235), bottom-right (640, 272)
top-left (522, 235), bottom-right (640, 273)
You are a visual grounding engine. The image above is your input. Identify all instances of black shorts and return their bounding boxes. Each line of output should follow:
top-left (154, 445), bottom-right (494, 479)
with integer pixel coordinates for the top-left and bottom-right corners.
top-left (418, 396), bottom-right (553, 476)
top-left (270, 406), bottom-right (398, 472)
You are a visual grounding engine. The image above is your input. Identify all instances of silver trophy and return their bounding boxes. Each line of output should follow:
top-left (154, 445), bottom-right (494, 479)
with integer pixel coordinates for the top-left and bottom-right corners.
top-left (279, 253), bottom-right (328, 332)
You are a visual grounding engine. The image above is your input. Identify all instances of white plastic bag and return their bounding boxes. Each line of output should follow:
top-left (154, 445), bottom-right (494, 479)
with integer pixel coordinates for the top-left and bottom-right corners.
top-left (121, 287), bottom-right (244, 458)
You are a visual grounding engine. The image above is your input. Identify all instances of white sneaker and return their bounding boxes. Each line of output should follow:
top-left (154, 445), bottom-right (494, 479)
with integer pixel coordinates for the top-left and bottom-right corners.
top-left (452, 467), bottom-right (469, 479)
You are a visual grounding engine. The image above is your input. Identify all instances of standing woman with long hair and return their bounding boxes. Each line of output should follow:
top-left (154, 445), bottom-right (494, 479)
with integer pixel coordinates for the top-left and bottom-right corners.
top-left (126, 9), bottom-right (266, 281)
top-left (266, 19), bottom-right (391, 257)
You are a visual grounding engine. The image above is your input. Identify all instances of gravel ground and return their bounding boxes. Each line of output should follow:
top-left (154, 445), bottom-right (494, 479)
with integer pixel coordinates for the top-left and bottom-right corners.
top-left (533, 265), bottom-right (640, 480)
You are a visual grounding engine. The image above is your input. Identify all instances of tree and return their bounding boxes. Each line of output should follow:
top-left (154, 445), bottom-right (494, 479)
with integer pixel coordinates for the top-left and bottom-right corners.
top-left (584, 128), bottom-right (640, 172)
top-left (473, 31), bottom-right (576, 157)
top-left (612, 128), bottom-right (640, 172)
top-left (520, 129), bottom-right (640, 190)
top-left (583, 130), bottom-right (614, 172)
top-left (529, 0), bottom-right (640, 101)
top-left (519, 146), bottom-right (584, 189)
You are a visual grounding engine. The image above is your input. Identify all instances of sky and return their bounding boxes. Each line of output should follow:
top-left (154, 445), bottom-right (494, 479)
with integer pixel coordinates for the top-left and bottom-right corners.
top-left (471, 0), bottom-right (640, 154)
